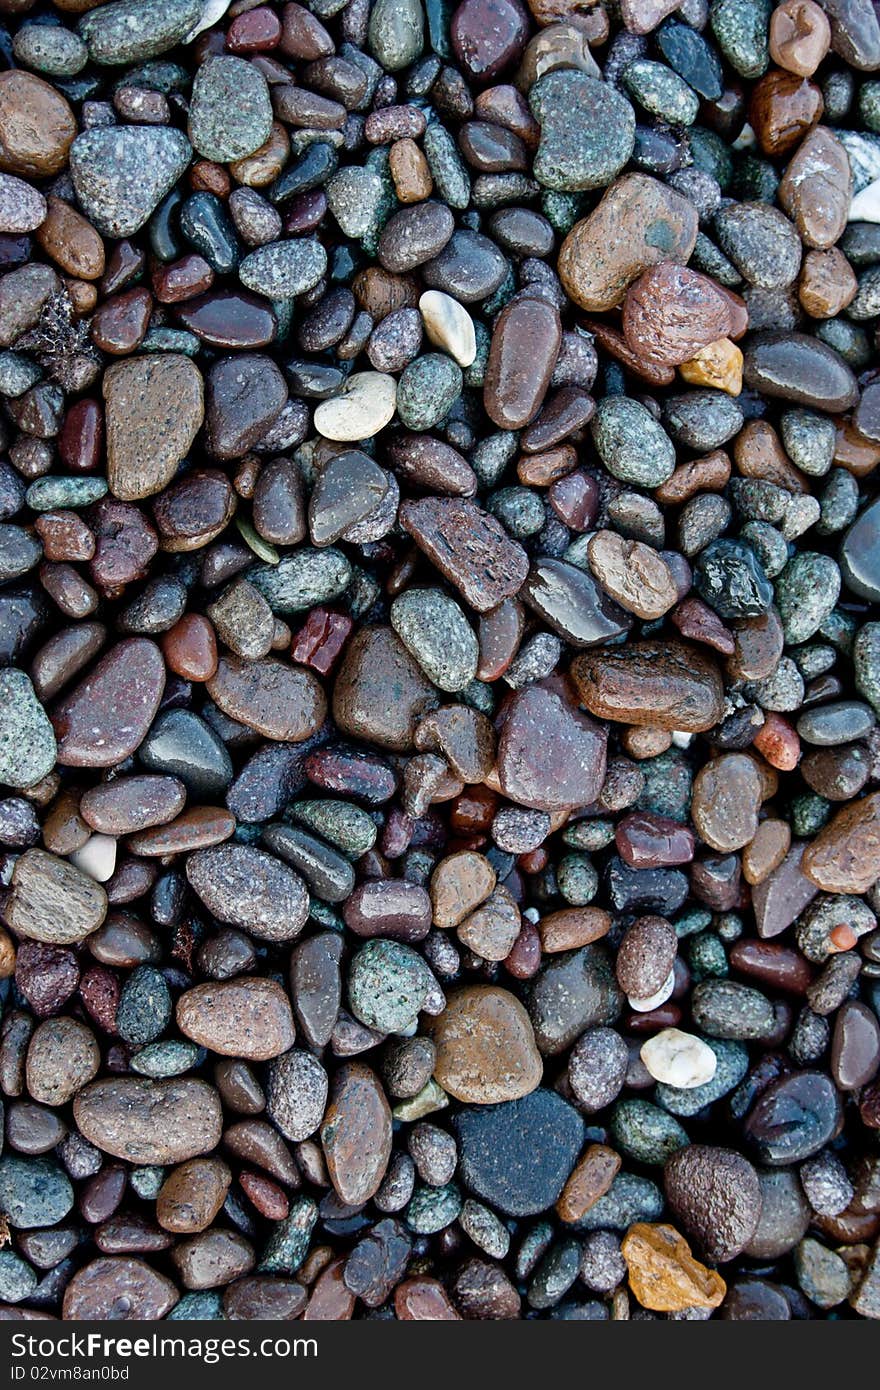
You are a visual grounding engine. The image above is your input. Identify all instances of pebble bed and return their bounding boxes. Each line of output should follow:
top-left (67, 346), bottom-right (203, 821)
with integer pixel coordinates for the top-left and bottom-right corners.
top-left (0, 0), bottom-right (878, 1325)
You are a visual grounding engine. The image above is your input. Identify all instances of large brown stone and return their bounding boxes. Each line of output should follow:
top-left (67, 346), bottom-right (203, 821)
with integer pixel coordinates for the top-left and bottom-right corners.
top-left (333, 626), bottom-right (438, 752)
top-left (176, 979), bottom-right (296, 1061)
top-left (570, 641), bottom-right (725, 733)
top-left (802, 792), bottom-right (880, 893)
top-left (53, 638), bottom-right (165, 767)
top-left (321, 1063), bottom-right (391, 1205)
top-left (496, 678), bottom-right (607, 810)
top-left (558, 173), bottom-right (698, 312)
top-left (0, 71), bottom-right (76, 177)
top-left (399, 496), bottom-right (529, 613)
top-left (207, 655), bottom-right (326, 742)
top-left (73, 1078), bottom-right (223, 1164)
top-left (104, 355), bottom-right (204, 501)
top-left (427, 986), bottom-right (543, 1103)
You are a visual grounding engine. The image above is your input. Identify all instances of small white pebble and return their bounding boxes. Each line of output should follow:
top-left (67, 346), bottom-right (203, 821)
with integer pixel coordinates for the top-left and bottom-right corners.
top-left (69, 834), bottom-right (116, 884)
top-left (313, 371), bottom-right (397, 441)
top-left (627, 967), bottom-right (675, 1014)
top-left (671, 730), bottom-right (694, 748)
top-left (640, 1027), bottom-right (718, 1089)
top-left (849, 177), bottom-right (880, 223)
top-left (419, 290), bottom-right (477, 368)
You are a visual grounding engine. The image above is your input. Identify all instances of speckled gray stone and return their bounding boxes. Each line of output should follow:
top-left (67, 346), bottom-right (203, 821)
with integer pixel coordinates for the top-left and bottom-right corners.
top-left (390, 588), bottom-right (478, 693)
top-left (70, 125), bottom-right (192, 237)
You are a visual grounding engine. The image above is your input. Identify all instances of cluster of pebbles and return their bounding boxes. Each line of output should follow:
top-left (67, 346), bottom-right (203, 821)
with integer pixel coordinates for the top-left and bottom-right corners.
top-left (0, 0), bottom-right (879, 1324)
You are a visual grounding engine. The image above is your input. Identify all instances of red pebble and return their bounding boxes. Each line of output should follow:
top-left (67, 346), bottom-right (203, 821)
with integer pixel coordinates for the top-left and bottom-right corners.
top-left (291, 607), bottom-right (353, 675)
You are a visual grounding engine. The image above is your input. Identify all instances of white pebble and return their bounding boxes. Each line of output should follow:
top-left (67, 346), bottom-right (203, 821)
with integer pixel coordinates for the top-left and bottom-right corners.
top-left (640, 1027), bottom-right (718, 1089)
top-left (69, 834), bottom-right (117, 884)
top-left (313, 371), bottom-right (397, 441)
top-left (627, 967), bottom-right (675, 1014)
top-left (419, 290), bottom-right (477, 368)
top-left (186, 0), bottom-right (233, 43)
top-left (849, 178), bottom-right (880, 223)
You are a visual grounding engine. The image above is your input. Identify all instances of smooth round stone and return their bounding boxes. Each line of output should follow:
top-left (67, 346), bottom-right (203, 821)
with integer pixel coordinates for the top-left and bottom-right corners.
top-left (422, 229), bottom-right (508, 303)
top-left (261, 823), bottom-right (355, 904)
top-left (397, 353), bottom-right (463, 431)
top-left (623, 58), bottom-right (701, 125)
top-left (309, 450), bottom-right (389, 546)
top-left (778, 126), bottom-right (851, 250)
top-left (63, 1257), bottom-right (179, 1320)
top-left (52, 638), bottom-right (165, 767)
top-left (348, 939), bottom-right (434, 1032)
top-left (343, 880), bottom-right (432, 942)
top-left (428, 987), bottom-right (542, 1104)
top-left (743, 332), bottom-right (858, 411)
top-left (70, 125), bottom-right (192, 237)
top-left (454, 1090), bottom-right (584, 1217)
top-left (177, 291), bottom-right (275, 349)
top-left (0, 70), bottom-right (75, 178)
top-left (189, 56), bottom-right (272, 162)
top-left (640, 1029), bottom-right (718, 1090)
top-left (571, 640), bottom-right (724, 732)
top-left (205, 353), bottom-right (287, 459)
top-left (327, 167), bottom-right (384, 239)
top-left (591, 396), bottom-right (675, 487)
top-left (378, 202), bottom-right (455, 274)
top-left (831, 999), bottom-right (880, 1090)
top-left (249, 547), bottom-right (351, 614)
top-left (744, 1072), bottom-right (843, 1165)
top-left (483, 295), bottom-right (561, 430)
top-left (664, 1146), bottom-right (762, 1262)
top-left (334, 626), bottom-right (438, 753)
top-left (369, 0), bottom-right (424, 70)
top-left (13, 24), bottom-right (87, 78)
top-left (691, 753), bottom-right (763, 852)
top-left (523, 559), bottom-right (630, 648)
top-left (156, 1158), bottom-right (232, 1235)
top-left (25, 1016), bottom-right (99, 1107)
top-left (419, 290), bottom-right (476, 368)
top-left (528, 945), bottom-right (622, 1055)
top-left (139, 710), bottom-right (232, 799)
top-left (186, 844), bottom-right (309, 943)
top-left (451, 0), bottom-right (529, 81)
top-left (390, 588), bottom-right (478, 693)
top-left (841, 496), bottom-right (880, 601)
top-left (73, 1078), bottom-right (222, 1165)
top-left (177, 979), bottom-right (295, 1062)
top-left (496, 680), bottom-right (607, 812)
top-left (206, 655), bottom-right (325, 742)
top-left (0, 669), bottom-right (56, 790)
top-left (240, 238), bottom-right (326, 300)
top-left (0, 174), bottom-right (46, 235)
top-left (529, 71), bottom-right (636, 192)
top-left (797, 700), bottom-right (875, 745)
top-left (715, 201), bottom-right (802, 288)
top-left (0, 1155), bottom-right (74, 1230)
top-left (313, 371), bottom-right (397, 441)
top-left (321, 1063), bottom-right (392, 1206)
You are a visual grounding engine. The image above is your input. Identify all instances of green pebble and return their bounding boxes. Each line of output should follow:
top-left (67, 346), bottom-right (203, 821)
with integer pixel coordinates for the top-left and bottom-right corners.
top-left (487, 486), bottom-right (545, 539)
top-left (775, 552), bottom-right (841, 644)
top-left (610, 1099), bottom-right (690, 1166)
top-left (622, 59), bottom-right (700, 125)
top-left (591, 396), bottom-right (675, 488)
top-left (576, 1173), bottom-right (664, 1232)
top-left (131, 1040), bottom-right (203, 1078)
top-left (0, 669), bottom-right (56, 792)
top-left (348, 939), bottom-right (433, 1033)
top-left (423, 123), bottom-right (470, 211)
top-left (290, 799), bottom-right (377, 859)
top-left (556, 853), bottom-right (598, 907)
top-left (710, 0), bottom-right (771, 79)
top-left (249, 548), bottom-right (351, 615)
top-left (562, 819), bottom-right (615, 852)
top-left (26, 475), bottom-right (107, 510)
top-left (530, 71), bottom-right (635, 193)
top-left (396, 353), bottom-right (463, 431)
top-left (258, 1197), bottom-right (318, 1275)
top-left (406, 1183), bottom-right (461, 1235)
top-left (687, 931), bottom-right (729, 981)
top-left (790, 792), bottom-right (831, 837)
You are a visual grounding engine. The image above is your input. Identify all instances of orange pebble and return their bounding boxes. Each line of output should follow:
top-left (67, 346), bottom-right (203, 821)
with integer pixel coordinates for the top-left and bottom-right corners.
top-left (161, 613), bottom-right (218, 682)
top-left (829, 923), bottom-right (858, 953)
top-left (753, 711), bottom-right (800, 771)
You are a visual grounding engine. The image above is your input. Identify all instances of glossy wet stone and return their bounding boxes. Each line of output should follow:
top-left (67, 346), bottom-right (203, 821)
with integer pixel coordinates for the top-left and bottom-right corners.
top-left (496, 680), bottom-right (607, 812)
top-left (744, 1072), bottom-right (843, 1164)
top-left (454, 1089), bottom-right (583, 1217)
top-left (571, 641), bottom-right (725, 733)
top-left (428, 986), bottom-right (542, 1103)
top-left (186, 844), bottom-right (309, 943)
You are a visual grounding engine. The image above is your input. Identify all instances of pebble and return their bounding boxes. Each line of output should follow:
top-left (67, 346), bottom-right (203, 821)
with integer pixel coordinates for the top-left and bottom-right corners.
top-left (744, 1071), bottom-right (843, 1164)
top-left (4, 849), bottom-right (106, 946)
top-left (189, 56), bottom-right (272, 163)
top-left (591, 396), bottom-right (676, 488)
top-left (73, 1078), bottom-right (222, 1165)
top-left (0, 669), bottom-right (56, 790)
top-left (640, 1029), bottom-right (718, 1091)
top-left (454, 1089), bottom-right (583, 1217)
top-left (419, 290), bottom-right (476, 367)
top-left (71, 126), bottom-right (192, 238)
top-left (104, 354), bottom-right (203, 501)
top-left (428, 986), bottom-right (542, 1103)
top-left (391, 588), bottom-right (478, 692)
top-left (176, 980), bottom-right (295, 1062)
top-left (572, 641), bottom-right (724, 733)
top-left (313, 370), bottom-right (397, 441)
top-left (530, 71), bottom-right (635, 192)
top-left (622, 1223), bottom-right (726, 1313)
top-left (333, 625), bottom-right (438, 752)
top-left (321, 1062), bottom-right (391, 1205)
top-left (186, 844), bottom-right (309, 942)
top-left (53, 637), bottom-right (165, 766)
top-left (802, 791), bottom-right (880, 892)
top-left (484, 295), bottom-right (560, 429)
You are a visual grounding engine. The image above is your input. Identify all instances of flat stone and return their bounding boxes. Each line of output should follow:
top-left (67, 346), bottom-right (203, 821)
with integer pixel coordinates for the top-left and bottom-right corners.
top-left (186, 844), bottom-right (309, 942)
top-left (0, 670), bottom-right (56, 790)
top-left (571, 641), bottom-right (725, 732)
top-left (530, 70), bottom-right (635, 192)
top-left (497, 678), bottom-right (607, 811)
top-left (53, 638), bottom-right (165, 766)
top-left (454, 1089), bottom-right (584, 1217)
top-left (691, 753), bottom-right (763, 852)
top-left (79, 0), bottom-right (203, 65)
top-left (321, 1063), bottom-right (392, 1205)
top-left (3, 849), bottom-right (106, 945)
top-left (189, 56), bottom-right (272, 162)
top-left (63, 1258), bottom-right (179, 1319)
top-left (802, 791), bottom-right (880, 892)
top-left (205, 353), bottom-right (288, 460)
top-left (400, 496), bottom-right (528, 613)
top-left (207, 655), bottom-right (325, 742)
top-left (0, 71), bottom-right (76, 178)
top-left (333, 626), bottom-right (438, 753)
top-left (177, 980), bottom-right (296, 1062)
top-left (73, 1078), bottom-right (222, 1164)
top-left (70, 125), bottom-right (192, 237)
top-left (0, 1155), bottom-right (73, 1230)
top-left (104, 355), bottom-right (204, 501)
top-left (427, 986), bottom-right (543, 1103)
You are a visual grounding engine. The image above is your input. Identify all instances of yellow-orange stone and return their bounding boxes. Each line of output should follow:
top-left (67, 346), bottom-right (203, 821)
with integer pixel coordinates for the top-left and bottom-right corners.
top-left (622, 1223), bottom-right (727, 1312)
top-left (679, 337), bottom-right (743, 394)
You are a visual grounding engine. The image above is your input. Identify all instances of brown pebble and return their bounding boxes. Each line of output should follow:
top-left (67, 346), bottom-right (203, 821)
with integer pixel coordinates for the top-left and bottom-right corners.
top-left (321, 1062), bottom-right (391, 1206)
top-left (176, 979), bottom-right (296, 1062)
top-left (156, 1158), bottom-right (232, 1235)
top-left (427, 985), bottom-right (543, 1104)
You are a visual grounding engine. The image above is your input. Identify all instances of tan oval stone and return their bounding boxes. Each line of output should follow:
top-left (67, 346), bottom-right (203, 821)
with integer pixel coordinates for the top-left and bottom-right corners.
top-left (430, 850), bottom-right (496, 928)
top-left (427, 985), bottom-right (543, 1104)
top-left (104, 354), bottom-right (204, 502)
top-left (3, 848), bottom-right (107, 945)
top-left (321, 1062), bottom-right (391, 1205)
top-left (691, 753), bottom-right (764, 852)
top-left (571, 641), bottom-right (725, 732)
top-left (26, 1017), bottom-right (100, 1107)
top-left (587, 530), bottom-right (678, 620)
top-left (0, 71), bottom-right (76, 177)
top-left (176, 979), bottom-right (296, 1061)
top-left (156, 1158), bottom-right (232, 1235)
top-left (73, 1078), bottom-right (223, 1164)
top-left (802, 791), bottom-right (880, 893)
top-left (36, 195), bottom-right (105, 280)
